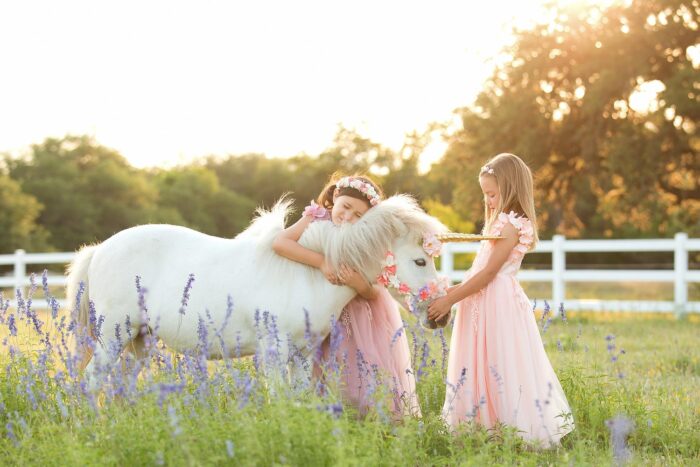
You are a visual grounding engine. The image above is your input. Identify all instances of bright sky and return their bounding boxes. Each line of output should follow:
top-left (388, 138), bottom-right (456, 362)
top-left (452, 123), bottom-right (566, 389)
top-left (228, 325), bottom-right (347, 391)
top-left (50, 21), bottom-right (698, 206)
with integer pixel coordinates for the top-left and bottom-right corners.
top-left (0, 0), bottom-right (612, 171)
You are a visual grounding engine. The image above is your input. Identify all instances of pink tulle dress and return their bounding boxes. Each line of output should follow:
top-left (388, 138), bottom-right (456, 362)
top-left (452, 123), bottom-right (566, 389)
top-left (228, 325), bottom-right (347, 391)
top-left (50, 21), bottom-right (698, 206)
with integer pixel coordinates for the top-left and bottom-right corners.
top-left (442, 212), bottom-right (574, 446)
top-left (320, 290), bottom-right (421, 418)
top-left (304, 202), bottom-right (420, 418)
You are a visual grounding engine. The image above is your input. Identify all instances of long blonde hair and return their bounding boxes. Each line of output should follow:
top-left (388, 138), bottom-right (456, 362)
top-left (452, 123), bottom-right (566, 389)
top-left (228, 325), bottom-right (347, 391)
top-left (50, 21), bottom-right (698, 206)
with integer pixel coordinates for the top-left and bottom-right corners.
top-left (480, 153), bottom-right (539, 248)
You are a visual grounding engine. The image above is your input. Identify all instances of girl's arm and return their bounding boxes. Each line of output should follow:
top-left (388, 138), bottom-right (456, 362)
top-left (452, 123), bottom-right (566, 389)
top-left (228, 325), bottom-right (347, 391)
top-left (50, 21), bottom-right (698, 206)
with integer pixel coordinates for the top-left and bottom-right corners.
top-left (272, 216), bottom-right (337, 282)
top-left (427, 222), bottom-right (519, 320)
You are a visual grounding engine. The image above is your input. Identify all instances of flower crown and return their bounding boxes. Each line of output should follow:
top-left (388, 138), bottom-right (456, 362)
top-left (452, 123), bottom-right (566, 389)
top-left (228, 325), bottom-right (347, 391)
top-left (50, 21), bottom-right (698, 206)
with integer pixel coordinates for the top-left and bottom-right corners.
top-left (480, 164), bottom-right (495, 175)
top-left (334, 176), bottom-right (381, 206)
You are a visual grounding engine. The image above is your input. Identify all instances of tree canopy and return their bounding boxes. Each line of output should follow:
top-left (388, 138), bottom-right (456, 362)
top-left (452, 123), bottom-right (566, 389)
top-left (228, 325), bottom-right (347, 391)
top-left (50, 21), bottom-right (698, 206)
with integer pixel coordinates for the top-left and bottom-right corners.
top-left (440, 0), bottom-right (698, 237)
top-left (0, 0), bottom-right (696, 253)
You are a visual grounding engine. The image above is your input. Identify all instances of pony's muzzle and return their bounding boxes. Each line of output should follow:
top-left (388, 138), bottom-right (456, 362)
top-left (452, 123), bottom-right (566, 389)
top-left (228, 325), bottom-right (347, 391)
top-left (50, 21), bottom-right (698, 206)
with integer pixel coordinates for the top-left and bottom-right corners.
top-left (413, 300), bottom-right (451, 329)
top-left (421, 311), bottom-right (451, 330)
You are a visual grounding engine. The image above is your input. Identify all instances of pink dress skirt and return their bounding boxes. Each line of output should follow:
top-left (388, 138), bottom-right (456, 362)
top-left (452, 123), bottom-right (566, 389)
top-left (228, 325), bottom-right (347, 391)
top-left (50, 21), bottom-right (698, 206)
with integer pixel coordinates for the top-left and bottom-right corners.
top-left (319, 287), bottom-right (421, 418)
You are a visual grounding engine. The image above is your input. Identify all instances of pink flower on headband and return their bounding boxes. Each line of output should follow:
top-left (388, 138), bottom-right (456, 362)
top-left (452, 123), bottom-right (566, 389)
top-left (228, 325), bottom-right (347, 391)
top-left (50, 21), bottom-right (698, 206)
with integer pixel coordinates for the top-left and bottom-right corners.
top-left (335, 176), bottom-right (381, 206)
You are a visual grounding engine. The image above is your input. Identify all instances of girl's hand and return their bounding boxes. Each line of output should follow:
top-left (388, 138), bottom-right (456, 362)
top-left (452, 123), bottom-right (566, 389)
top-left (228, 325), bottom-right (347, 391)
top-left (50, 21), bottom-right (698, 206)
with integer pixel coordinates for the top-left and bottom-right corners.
top-left (336, 265), bottom-right (366, 291)
top-left (428, 295), bottom-right (453, 321)
top-left (321, 259), bottom-right (339, 285)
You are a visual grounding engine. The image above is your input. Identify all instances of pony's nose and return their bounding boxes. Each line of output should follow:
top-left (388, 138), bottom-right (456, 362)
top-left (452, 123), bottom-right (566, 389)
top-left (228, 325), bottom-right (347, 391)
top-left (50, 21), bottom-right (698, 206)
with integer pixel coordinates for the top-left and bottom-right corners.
top-left (421, 308), bottom-right (451, 330)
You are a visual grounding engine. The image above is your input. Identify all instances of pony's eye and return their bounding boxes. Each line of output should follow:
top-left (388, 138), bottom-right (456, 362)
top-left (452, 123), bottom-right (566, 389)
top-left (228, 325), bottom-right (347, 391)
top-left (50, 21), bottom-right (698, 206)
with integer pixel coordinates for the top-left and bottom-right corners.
top-left (414, 258), bottom-right (426, 267)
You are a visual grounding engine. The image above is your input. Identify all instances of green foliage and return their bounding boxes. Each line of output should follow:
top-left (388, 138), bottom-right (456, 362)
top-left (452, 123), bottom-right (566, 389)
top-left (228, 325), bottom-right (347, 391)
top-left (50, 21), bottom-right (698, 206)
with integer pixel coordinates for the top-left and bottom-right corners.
top-left (0, 175), bottom-right (49, 253)
top-left (423, 199), bottom-right (475, 234)
top-left (151, 165), bottom-right (256, 237)
top-left (4, 135), bottom-right (160, 250)
top-left (441, 0), bottom-right (699, 238)
top-left (0, 316), bottom-right (698, 465)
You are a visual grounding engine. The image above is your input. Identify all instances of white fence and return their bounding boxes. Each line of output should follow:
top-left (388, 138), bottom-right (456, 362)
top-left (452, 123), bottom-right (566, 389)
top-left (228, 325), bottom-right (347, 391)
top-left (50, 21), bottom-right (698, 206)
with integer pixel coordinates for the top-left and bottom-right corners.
top-left (1, 233), bottom-right (699, 314)
top-left (440, 232), bottom-right (699, 315)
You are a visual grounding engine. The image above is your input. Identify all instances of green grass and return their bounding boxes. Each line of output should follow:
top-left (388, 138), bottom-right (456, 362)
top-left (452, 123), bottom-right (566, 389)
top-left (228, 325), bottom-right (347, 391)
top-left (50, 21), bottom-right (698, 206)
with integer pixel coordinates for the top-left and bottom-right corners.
top-left (0, 311), bottom-right (699, 466)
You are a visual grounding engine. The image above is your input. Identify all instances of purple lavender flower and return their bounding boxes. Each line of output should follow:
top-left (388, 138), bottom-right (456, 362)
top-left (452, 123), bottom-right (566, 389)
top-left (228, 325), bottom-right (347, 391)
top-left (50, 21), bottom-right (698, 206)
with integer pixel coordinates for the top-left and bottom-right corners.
top-left (416, 341), bottom-right (429, 379)
top-left (225, 439), bottom-right (235, 458)
top-left (197, 316), bottom-right (208, 351)
top-left (390, 325), bottom-right (404, 347)
top-left (489, 365), bottom-right (504, 394)
top-left (178, 273), bottom-right (195, 315)
top-left (541, 300), bottom-right (552, 333)
top-left (167, 405), bottom-right (183, 437)
top-left (605, 334), bottom-right (626, 378)
top-left (437, 328), bottom-right (448, 371)
top-left (135, 276), bottom-right (148, 314)
top-left (317, 402), bottom-right (343, 419)
top-left (5, 421), bottom-right (18, 447)
top-left (238, 374), bottom-right (254, 409)
top-left (0, 293), bottom-right (7, 322)
top-left (7, 314), bottom-right (17, 336)
top-left (72, 281), bottom-right (86, 321)
top-left (606, 414), bottom-right (634, 465)
top-left (125, 315), bottom-right (133, 339)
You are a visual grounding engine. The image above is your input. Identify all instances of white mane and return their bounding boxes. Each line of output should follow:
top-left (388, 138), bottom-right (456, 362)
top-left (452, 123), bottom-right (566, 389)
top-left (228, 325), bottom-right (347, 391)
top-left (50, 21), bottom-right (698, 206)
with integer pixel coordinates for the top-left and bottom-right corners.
top-left (241, 195), bottom-right (448, 277)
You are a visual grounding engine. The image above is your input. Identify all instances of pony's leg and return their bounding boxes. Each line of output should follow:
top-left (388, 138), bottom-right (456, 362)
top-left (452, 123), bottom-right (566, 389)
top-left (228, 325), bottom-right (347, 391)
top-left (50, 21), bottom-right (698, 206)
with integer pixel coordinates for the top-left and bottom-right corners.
top-left (82, 316), bottom-right (131, 392)
top-left (121, 334), bottom-right (148, 373)
top-left (83, 341), bottom-right (121, 392)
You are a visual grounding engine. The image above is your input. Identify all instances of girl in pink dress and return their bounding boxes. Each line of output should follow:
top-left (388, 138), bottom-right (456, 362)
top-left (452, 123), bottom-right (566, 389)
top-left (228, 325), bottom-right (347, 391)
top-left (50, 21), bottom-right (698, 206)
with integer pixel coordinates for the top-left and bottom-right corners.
top-left (272, 174), bottom-right (420, 418)
top-left (428, 153), bottom-right (573, 446)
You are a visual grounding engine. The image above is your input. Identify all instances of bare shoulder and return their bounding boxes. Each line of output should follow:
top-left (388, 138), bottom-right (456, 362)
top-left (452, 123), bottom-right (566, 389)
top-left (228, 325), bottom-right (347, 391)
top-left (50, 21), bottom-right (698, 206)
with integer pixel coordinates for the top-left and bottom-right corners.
top-left (492, 222), bottom-right (519, 250)
top-left (499, 221), bottom-right (519, 239)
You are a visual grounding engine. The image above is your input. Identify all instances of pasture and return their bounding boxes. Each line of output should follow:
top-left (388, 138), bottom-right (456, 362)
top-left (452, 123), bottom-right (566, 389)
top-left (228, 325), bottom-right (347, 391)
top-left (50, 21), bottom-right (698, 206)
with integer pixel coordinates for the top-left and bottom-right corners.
top-left (0, 284), bottom-right (698, 466)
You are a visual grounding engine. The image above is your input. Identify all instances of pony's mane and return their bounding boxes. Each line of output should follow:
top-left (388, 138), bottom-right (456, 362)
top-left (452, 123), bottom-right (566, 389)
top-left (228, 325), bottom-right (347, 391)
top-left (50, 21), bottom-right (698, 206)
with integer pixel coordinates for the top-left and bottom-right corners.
top-left (235, 196), bottom-right (293, 247)
top-left (325, 194), bottom-right (448, 276)
top-left (237, 194), bottom-right (448, 279)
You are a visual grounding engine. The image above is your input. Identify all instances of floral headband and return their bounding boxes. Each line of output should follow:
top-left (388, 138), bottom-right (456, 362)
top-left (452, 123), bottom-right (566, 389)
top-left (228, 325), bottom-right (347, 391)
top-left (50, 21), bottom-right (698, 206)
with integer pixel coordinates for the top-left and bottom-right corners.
top-left (480, 164), bottom-right (495, 176)
top-left (334, 176), bottom-right (381, 206)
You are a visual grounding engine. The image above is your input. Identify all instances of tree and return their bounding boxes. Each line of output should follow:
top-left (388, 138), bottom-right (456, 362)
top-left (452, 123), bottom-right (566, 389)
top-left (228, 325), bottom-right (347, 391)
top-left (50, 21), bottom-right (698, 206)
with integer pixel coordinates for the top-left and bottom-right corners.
top-left (0, 174), bottom-right (49, 253)
top-left (152, 165), bottom-right (256, 236)
top-left (440, 0), bottom-right (699, 237)
top-left (5, 135), bottom-right (160, 250)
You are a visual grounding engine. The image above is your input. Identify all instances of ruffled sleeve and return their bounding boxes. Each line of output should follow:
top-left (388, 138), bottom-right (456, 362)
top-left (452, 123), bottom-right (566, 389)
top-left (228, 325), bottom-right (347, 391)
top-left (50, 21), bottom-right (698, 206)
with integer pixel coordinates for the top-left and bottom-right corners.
top-left (302, 201), bottom-right (331, 222)
top-left (490, 211), bottom-right (534, 254)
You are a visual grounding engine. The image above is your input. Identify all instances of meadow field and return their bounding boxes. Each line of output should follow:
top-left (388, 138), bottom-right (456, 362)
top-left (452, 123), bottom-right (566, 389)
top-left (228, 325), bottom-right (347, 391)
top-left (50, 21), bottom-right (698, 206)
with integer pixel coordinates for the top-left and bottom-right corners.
top-left (0, 283), bottom-right (698, 466)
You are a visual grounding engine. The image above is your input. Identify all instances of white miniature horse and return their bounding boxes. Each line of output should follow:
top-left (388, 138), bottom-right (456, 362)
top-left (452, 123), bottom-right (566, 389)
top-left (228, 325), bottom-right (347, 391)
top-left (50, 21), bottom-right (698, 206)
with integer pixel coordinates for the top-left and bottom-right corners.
top-left (66, 195), bottom-right (447, 381)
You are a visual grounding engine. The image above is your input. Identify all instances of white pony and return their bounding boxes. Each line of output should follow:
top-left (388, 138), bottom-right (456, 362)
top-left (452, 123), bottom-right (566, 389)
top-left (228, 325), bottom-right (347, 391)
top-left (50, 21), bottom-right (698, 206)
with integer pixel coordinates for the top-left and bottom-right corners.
top-left (66, 195), bottom-right (448, 381)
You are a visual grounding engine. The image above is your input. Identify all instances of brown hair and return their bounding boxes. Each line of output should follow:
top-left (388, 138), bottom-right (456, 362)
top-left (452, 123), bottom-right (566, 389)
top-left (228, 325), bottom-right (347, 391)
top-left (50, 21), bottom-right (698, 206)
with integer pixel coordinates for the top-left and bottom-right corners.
top-left (480, 153), bottom-right (539, 247)
top-left (316, 172), bottom-right (384, 210)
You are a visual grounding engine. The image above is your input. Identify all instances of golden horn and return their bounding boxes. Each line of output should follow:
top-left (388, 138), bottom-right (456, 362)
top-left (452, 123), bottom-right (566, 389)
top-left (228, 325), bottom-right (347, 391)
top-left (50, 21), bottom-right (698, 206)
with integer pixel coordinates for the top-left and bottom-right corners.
top-left (435, 233), bottom-right (503, 243)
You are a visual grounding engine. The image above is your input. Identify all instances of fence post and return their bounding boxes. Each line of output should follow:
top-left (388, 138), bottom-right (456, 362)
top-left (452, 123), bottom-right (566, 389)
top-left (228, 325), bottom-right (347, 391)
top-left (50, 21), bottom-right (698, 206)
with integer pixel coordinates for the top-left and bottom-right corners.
top-left (441, 243), bottom-right (454, 283)
top-left (552, 235), bottom-right (566, 309)
top-left (13, 249), bottom-right (26, 297)
top-left (674, 232), bottom-right (688, 318)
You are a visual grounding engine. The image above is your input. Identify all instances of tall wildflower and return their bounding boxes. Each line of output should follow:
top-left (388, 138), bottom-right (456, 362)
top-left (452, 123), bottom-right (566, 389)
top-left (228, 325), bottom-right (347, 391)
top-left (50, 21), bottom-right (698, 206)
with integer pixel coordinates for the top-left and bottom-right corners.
top-left (606, 415), bottom-right (635, 465)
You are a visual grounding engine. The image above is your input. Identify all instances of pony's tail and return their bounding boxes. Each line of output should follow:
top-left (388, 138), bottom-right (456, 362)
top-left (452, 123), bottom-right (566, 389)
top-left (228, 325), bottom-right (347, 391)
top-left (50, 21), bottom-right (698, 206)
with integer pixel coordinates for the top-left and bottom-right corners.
top-left (66, 244), bottom-right (98, 366)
